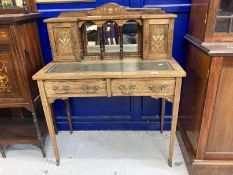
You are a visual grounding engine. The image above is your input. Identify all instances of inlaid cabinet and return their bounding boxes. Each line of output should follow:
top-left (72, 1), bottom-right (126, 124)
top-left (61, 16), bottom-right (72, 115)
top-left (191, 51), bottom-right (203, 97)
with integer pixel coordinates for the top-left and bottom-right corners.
top-left (0, 0), bottom-right (47, 158)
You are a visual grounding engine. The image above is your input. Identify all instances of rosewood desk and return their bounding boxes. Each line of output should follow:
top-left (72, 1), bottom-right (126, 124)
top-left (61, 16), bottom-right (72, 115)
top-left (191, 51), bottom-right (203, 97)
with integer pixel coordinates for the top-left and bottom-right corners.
top-left (33, 3), bottom-right (186, 166)
top-left (33, 59), bottom-right (185, 166)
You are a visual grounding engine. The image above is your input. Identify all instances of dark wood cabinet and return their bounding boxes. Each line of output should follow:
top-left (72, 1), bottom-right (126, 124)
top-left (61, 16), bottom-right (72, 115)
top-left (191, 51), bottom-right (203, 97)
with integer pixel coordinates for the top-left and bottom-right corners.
top-left (178, 0), bottom-right (233, 174)
top-left (0, 14), bottom-right (47, 158)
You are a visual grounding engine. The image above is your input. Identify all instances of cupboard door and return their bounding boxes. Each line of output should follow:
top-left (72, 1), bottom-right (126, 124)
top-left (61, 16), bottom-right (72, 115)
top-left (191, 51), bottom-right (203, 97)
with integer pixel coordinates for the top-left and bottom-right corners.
top-left (143, 19), bottom-right (174, 59)
top-left (47, 22), bottom-right (80, 62)
top-left (0, 48), bottom-right (22, 99)
top-left (206, 57), bottom-right (233, 160)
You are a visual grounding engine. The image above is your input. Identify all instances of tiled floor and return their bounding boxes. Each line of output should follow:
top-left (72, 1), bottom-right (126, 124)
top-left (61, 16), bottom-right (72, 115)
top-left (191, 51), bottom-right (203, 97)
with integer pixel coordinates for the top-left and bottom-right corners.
top-left (0, 131), bottom-right (188, 175)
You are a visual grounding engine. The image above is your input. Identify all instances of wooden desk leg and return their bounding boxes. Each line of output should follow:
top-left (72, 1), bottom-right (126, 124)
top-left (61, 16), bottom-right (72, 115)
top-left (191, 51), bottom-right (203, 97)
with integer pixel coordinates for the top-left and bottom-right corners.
top-left (38, 81), bottom-right (60, 166)
top-left (65, 99), bottom-right (73, 134)
top-left (0, 145), bottom-right (6, 158)
top-left (161, 98), bottom-right (166, 133)
top-left (50, 104), bottom-right (58, 135)
top-left (168, 78), bottom-right (182, 167)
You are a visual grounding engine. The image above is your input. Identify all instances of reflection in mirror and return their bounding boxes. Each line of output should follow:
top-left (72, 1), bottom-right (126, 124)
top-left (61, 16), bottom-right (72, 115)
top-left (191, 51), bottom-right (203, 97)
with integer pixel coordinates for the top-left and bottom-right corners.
top-left (102, 21), bottom-right (120, 53)
top-left (122, 21), bottom-right (139, 52)
top-left (0, 0), bottom-right (23, 8)
top-left (84, 22), bottom-right (99, 53)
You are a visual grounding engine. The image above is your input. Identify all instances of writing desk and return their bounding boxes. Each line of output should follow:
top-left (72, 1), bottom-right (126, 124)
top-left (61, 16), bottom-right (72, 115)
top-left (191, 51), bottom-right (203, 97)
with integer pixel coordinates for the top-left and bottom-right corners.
top-left (33, 59), bottom-right (185, 166)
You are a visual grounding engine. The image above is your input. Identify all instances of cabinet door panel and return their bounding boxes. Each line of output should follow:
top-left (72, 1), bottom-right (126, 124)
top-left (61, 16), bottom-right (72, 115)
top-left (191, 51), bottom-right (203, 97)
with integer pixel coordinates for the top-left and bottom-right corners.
top-left (0, 49), bottom-right (22, 98)
top-left (206, 57), bottom-right (233, 159)
top-left (47, 23), bottom-right (80, 62)
top-left (143, 19), bottom-right (174, 59)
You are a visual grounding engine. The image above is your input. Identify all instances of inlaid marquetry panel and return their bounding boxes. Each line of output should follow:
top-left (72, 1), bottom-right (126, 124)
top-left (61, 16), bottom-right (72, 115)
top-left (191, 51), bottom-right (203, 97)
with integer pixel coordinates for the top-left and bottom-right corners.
top-left (149, 25), bottom-right (168, 55)
top-left (0, 28), bottom-right (12, 42)
top-left (0, 51), bottom-right (20, 98)
top-left (54, 28), bottom-right (73, 56)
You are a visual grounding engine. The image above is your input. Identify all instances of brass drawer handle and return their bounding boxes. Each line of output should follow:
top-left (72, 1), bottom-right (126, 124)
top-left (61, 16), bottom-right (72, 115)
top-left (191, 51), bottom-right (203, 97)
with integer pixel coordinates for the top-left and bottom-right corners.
top-left (119, 84), bottom-right (136, 94)
top-left (52, 85), bottom-right (70, 94)
top-left (149, 84), bottom-right (168, 92)
top-left (82, 85), bottom-right (100, 93)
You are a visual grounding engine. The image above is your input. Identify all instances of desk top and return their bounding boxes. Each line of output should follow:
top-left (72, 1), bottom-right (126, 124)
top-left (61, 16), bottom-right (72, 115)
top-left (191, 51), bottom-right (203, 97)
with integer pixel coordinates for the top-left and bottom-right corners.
top-left (33, 59), bottom-right (185, 80)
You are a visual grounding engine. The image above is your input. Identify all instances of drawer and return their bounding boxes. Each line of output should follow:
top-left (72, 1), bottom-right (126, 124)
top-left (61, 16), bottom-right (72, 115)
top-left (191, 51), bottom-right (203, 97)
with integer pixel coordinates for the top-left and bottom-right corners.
top-left (44, 80), bottom-right (107, 97)
top-left (0, 28), bottom-right (12, 42)
top-left (111, 79), bottom-right (175, 96)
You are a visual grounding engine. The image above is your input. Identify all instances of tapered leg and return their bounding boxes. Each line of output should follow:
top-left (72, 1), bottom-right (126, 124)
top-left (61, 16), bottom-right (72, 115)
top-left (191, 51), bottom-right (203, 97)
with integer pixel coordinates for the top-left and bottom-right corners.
top-left (168, 78), bottom-right (182, 167)
top-left (32, 111), bottom-right (46, 158)
top-left (160, 98), bottom-right (166, 133)
top-left (0, 145), bottom-right (6, 158)
top-left (50, 104), bottom-right (58, 135)
top-left (38, 81), bottom-right (60, 166)
top-left (65, 99), bottom-right (73, 134)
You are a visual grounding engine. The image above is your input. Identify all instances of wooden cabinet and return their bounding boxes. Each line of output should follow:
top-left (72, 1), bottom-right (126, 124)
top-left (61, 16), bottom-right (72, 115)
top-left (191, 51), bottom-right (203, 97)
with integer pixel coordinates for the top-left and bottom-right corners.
top-left (0, 14), bottom-right (47, 158)
top-left (178, 0), bottom-right (233, 174)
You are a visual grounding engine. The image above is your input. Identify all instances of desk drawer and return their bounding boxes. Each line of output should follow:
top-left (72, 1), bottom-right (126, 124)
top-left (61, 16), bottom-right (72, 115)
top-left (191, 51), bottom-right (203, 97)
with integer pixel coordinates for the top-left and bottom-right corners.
top-left (111, 79), bottom-right (175, 96)
top-left (44, 80), bottom-right (107, 97)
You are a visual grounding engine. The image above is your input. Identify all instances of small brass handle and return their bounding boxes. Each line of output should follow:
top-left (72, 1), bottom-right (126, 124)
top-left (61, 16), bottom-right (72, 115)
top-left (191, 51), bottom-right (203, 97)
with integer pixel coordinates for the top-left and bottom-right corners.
top-left (149, 84), bottom-right (168, 92)
top-left (119, 84), bottom-right (136, 94)
top-left (82, 85), bottom-right (100, 93)
top-left (52, 85), bottom-right (70, 94)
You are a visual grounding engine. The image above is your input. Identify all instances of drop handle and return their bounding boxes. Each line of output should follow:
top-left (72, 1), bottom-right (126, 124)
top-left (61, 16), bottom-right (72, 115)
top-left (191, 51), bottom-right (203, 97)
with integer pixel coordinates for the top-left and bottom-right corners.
top-left (119, 84), bottom-right (136, 94)
top-left (82, 85), bottom-right (100, 93)
top-left (148, 84), bottom-right (168, 92)
top-left (52, 86), bottom-right (70, 94)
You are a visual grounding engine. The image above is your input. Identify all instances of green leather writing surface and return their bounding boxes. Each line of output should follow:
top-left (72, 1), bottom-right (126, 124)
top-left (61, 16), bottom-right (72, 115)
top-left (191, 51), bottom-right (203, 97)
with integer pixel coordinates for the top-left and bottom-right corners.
top-left (47, 61), bottom-right (173, 73)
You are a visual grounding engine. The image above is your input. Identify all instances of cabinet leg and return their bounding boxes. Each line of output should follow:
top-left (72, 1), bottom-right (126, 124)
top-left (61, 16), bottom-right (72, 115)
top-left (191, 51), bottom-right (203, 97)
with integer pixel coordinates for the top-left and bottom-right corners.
top-left (0, 145), bottom-right (6, 158)
top-left (32, 112), bottom-right (46, 158)
top-left (168, 78), bottom-right (182, 167)
top-left (161, 98), bottom-right (166, 133)
top-left (50, 104), bottom-right (58, 135)
top-left (65, 99), bottom-right (73, 134)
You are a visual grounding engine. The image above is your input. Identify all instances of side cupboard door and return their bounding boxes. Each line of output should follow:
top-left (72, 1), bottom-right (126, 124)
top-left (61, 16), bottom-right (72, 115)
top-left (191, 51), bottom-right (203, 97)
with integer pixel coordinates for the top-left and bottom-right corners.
top-left (143, 18), bottom-right (174, 60)
top-left (47, 22), bottom-right (80, 62)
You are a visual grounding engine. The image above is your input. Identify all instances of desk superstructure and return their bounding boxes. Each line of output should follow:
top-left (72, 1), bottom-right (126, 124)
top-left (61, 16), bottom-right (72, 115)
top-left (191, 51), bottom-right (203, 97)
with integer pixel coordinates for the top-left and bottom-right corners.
top-left (33, 3), bottom-right (186, 166)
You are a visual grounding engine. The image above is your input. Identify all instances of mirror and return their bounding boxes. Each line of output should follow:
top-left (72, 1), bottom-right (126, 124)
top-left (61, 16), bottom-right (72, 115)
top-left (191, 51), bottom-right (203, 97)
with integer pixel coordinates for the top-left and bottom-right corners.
top-left (102, 21), bottom-right (120, 53)
top-left (0, 0), bottom-right (23, 8)
top-left (122, 21), bottom-right (139, 52)
top-left (83, 20), bottom-right (140, 56)
top-left (84, 22), bottom-right (99, 53)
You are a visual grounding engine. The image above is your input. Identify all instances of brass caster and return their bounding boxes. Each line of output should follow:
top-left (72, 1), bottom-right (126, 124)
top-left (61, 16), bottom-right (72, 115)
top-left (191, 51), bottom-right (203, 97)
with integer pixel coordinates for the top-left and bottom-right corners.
top-left (56, 160), bottom-right (60, 166)
top-left (70, 130), bottom-right (73, 134)
top-left (168, 159), bottom-right (172, 167)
